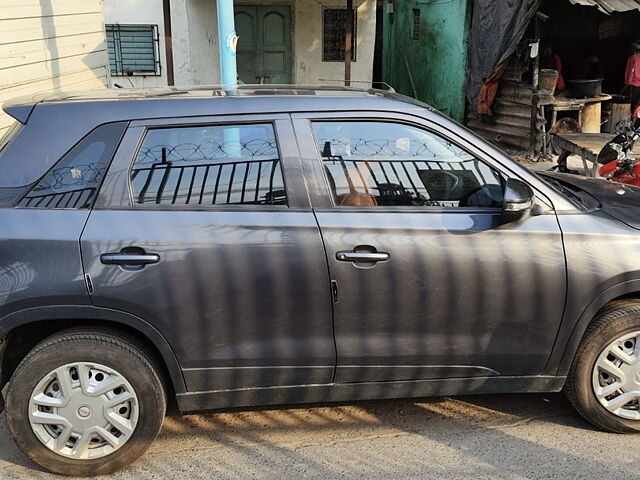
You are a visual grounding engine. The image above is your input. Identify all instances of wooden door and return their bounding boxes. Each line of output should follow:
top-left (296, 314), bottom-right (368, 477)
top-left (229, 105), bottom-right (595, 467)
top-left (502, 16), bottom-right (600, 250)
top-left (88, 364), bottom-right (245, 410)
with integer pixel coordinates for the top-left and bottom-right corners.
top-left (235, 6), bottom-right (292, 84)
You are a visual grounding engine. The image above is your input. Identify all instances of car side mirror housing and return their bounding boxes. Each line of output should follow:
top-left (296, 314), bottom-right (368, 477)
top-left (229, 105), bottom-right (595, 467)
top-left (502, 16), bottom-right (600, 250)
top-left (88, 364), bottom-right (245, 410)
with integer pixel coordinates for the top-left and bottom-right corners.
top-left (502, 178), bottom-right (534, 223)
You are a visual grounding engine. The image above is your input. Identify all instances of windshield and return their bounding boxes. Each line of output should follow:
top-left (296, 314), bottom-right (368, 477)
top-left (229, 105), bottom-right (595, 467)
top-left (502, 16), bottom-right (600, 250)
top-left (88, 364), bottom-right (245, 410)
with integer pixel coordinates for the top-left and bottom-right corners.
top-left (535, 172), bottom-right (600, 211)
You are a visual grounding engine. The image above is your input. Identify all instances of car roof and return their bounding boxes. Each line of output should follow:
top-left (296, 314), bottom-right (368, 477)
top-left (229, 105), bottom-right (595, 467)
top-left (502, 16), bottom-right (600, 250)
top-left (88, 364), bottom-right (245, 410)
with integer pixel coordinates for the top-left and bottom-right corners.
top-left (0, 85), bottom-right (436, 189)
top-left (3, 85), bottom-right (430, 124)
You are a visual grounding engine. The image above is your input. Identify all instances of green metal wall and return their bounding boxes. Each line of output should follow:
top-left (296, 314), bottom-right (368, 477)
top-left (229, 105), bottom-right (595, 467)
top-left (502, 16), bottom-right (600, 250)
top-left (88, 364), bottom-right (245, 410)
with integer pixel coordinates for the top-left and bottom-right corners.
top-left (382, 0), bottom-right (470, 122)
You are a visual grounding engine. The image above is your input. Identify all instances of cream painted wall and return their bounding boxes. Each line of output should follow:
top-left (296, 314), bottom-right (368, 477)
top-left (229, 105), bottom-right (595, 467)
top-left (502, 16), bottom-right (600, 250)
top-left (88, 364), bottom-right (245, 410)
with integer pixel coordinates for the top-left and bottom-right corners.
top-left (0, 0), bottom-right (108, 136)
top-left (103, 0), bottom-right (219, 86)
top-left (103, 0), bottom-right (169, 87)
top-left (293, 0), bottom-right (375, 85)
top-left (186, 0), bottom-right (220, 85)
top-left (170, 0), bottom-right (196, 84)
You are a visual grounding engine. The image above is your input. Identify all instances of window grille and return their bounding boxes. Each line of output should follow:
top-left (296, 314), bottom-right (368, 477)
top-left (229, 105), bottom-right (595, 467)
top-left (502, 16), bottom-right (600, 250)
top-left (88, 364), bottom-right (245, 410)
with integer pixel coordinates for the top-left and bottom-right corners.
top-left (323, 9), bottom-right (357, 62)
top-left (106, 24), bottom-right (161, 76)
top-left (412, 9), bottom-right (421, 41)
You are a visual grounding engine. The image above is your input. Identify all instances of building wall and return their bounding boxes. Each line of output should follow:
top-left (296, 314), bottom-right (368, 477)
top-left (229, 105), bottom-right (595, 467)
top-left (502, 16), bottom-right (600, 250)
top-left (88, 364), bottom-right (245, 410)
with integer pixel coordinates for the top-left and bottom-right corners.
top-left (293, 0), bottom-right (376, 85)
top-left (0, 0), bottom-right (109, 136)
top-left (103, 0), bottom-right (169, 87)
top-left (233, 0), bottom-right (377, 84)
top-left (104, 0), bottom-right (376, 88)
top-left (382, 0), bottom-right (470, 121)
top-left (185, 0), bottom-right (220, 85)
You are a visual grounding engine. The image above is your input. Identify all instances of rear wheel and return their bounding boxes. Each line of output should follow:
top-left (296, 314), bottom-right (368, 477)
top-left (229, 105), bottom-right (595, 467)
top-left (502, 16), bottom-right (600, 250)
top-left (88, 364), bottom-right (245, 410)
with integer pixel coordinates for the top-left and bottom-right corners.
top-left (5, 330), bottom-right (166, 476)
top-left (566, 301), bottom-right (640, 433)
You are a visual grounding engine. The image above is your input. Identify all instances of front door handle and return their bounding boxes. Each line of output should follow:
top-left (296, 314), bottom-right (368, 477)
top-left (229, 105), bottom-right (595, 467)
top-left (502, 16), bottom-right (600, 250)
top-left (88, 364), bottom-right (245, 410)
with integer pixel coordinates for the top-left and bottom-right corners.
top-left (336, 252), bottom-right (390, 263)
top-left (100, 247), bottom-right (160, 271)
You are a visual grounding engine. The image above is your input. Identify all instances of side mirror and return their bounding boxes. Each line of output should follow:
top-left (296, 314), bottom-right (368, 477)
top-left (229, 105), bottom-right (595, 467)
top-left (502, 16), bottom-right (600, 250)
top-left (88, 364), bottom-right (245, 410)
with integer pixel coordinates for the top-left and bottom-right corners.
top-left (502, 178), bottom-right (534, 223)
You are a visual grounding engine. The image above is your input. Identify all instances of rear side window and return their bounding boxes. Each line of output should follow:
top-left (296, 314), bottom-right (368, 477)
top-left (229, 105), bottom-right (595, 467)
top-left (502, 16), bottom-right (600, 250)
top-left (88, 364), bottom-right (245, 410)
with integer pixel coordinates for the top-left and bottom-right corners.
top-left (19, 123), bottom-right (127, 209)
top-left (130, 123), bottom-right (287, 206)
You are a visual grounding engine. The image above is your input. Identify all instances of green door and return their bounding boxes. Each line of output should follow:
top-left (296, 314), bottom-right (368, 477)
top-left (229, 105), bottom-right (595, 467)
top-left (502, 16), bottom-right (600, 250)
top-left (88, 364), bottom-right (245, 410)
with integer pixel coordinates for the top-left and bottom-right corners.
top-left (235, 5), bottom-right (292, 84)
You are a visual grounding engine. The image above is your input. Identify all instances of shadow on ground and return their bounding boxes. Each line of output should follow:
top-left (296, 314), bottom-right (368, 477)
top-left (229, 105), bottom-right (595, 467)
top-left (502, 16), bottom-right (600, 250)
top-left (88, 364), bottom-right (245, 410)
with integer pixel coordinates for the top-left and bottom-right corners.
top-left (3, 392), bottom-right (634, 480)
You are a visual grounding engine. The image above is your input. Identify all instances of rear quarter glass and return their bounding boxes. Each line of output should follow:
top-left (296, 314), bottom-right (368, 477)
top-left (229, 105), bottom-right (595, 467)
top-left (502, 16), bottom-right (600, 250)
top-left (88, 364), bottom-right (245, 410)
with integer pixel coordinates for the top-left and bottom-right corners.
top-left (0, 122), bottom-right (28, 207)
top-left (0, 121), bottom-right (22, 156)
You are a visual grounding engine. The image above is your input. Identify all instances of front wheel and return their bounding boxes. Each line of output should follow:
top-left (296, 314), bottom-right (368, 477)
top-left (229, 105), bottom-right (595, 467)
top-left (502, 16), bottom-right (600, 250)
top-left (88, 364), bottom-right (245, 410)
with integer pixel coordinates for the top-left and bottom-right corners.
top-left (566, 301), bottom-right (640, 433)
top-left (5, 330), bottom-right (166, 476)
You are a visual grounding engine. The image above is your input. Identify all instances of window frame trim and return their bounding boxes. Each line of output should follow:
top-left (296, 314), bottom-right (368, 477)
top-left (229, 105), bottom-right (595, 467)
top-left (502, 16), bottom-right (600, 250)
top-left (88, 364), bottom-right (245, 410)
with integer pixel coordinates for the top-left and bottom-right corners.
top-left (95, 114), bottom-right (311, 211)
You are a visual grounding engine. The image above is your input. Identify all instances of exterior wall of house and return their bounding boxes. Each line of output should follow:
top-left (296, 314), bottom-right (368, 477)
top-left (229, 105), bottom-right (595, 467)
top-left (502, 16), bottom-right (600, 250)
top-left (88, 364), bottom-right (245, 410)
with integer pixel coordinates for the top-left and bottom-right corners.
top-left (382, 0), bottom-right (470, 122)
top-left (0, 0), bottom-right (109, 136)
top-left (293, 0), bottom-right (376, 85)
top-left (185, 0), bottom-right (220, 85)
top-left (103, 0), bottom-right (169, 87)
top-left (104, 0), bottom-right (375, 88)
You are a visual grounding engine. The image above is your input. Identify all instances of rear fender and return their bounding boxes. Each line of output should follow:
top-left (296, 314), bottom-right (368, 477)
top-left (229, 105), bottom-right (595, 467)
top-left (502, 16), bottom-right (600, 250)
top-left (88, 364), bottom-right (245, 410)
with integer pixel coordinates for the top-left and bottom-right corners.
top-left (0, 305), bottom-right (186, 394)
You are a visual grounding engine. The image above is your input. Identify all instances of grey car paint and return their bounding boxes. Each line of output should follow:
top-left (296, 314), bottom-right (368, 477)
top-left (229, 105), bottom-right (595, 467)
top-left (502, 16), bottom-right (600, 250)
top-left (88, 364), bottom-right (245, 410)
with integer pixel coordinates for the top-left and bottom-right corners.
top-left (0, 209), bottom-right (90, 318)
top-left (1, 88), bottom-right (640, 414)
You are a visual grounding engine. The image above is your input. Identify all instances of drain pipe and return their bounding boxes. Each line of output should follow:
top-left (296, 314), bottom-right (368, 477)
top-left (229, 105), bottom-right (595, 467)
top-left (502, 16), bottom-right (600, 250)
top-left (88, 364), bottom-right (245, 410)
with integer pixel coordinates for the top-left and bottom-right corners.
top-left (162, 0), bottom-right (175, 86)
top-left (217, 0), bottom-right (239, 94)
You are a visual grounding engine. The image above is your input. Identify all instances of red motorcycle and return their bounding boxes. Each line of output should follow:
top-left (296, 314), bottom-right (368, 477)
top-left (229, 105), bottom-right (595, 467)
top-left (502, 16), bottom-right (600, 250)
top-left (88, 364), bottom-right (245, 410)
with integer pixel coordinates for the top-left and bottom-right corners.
top-left (597, 106), bottom-right (640, 186)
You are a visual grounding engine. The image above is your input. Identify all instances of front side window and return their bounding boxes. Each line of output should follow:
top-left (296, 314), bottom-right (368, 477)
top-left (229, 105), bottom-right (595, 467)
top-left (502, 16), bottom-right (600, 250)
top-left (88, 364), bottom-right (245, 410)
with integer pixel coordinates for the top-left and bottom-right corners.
top-left (20, 123), bottom-right (127, 209)
top-left (312, 121), bottom-right (504, 208)
top-left (130, 123), bottom-right (287, 206)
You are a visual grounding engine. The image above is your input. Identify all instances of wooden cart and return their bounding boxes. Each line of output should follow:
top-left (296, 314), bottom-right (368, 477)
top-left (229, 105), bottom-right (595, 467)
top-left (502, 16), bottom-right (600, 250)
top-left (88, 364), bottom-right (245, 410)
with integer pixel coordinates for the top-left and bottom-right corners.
top-left (553, 133), bottom-right (640, 177)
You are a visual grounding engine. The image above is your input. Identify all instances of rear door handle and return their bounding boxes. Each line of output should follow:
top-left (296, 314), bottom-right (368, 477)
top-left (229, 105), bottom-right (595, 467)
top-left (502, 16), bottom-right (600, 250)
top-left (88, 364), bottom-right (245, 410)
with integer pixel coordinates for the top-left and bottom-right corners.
top-left (100, 253), bottom-right (160, 265)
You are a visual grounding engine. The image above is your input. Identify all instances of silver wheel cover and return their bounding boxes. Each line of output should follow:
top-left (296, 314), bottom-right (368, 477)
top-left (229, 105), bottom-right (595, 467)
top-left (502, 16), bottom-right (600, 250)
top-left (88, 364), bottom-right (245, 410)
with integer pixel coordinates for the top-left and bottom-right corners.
top-left (28, 362), bottom-right (139, 460)
top-left (592, 331), bottom-right (640, 420)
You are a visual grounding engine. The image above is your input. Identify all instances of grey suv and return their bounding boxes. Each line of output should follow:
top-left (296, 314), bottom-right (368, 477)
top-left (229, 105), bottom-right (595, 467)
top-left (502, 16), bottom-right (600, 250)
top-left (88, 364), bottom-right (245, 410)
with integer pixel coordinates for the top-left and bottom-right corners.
top-left (2, 86), bottom-right (640, 476)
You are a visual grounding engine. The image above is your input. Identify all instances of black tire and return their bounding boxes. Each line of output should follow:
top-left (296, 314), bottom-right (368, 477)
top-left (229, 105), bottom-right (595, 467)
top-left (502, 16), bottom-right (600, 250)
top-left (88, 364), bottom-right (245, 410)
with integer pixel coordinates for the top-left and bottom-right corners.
top-left (5, 329), bottom-right (166, 476)
top-left (565, 300), bottom-right (640, 433)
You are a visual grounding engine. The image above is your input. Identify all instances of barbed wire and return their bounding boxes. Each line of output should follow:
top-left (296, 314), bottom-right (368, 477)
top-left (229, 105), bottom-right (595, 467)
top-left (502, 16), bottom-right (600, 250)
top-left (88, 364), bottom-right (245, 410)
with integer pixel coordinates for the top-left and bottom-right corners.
top-left (135, 139), bottom-right (279, 166)
top-left (29, 163), bottom-right (104, 192)
top-left (316, 137), bottom-right (474, 161)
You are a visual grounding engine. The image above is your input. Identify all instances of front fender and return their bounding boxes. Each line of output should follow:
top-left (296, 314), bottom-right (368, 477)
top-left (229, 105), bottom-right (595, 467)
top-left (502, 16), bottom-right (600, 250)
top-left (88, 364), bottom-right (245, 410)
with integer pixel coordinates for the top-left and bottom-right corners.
top-left (550, 279), bottom-right (640, 377)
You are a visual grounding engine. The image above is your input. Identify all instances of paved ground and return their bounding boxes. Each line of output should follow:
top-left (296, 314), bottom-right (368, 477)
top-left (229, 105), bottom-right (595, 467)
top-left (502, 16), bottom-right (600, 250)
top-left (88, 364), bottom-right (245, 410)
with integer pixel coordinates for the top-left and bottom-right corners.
top-left (2, 392), bottom-right (640, 479)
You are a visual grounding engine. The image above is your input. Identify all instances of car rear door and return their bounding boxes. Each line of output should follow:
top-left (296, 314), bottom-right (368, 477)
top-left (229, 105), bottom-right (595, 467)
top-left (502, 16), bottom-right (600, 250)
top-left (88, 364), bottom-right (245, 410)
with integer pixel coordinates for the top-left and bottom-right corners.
top-left (81, 114), bottom-right (335, 392)
top-left (292, 111), bottom-right (567, 383)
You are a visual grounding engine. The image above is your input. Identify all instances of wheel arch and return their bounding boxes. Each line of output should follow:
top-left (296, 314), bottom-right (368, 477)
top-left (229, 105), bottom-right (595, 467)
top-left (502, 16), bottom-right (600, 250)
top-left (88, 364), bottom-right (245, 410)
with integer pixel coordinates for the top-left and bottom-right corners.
top-left (553, 279), bottom-right (640, 377)
top-left (0, 305), bottom-right (186, 397)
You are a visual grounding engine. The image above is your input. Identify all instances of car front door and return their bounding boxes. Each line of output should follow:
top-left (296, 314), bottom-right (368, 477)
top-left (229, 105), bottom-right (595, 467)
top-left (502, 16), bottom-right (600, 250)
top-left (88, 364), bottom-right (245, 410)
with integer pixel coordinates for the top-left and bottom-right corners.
top-left (80, 114), bottom-right (335, 392)
top-left (292, 112), bottom-right (567, 383)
